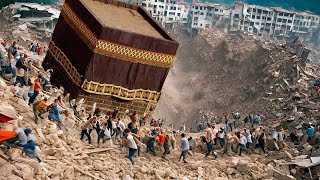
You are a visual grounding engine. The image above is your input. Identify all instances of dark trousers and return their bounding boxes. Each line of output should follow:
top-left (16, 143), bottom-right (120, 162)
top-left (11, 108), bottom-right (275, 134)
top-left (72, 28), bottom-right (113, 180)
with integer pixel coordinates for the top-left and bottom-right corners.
top-left (80, 129), bottom-right (91, 144)
top-left (14, 76), bottom-right (26, 86)
top-left (228, 123), bottom-right (233, 132)
top-left (29, 90), bottom-right (39, 104)
top-left (239, 144), bottom-right (251, 156)
top-left (220, 138), bottom-right (225, 147)
top-left (180, 150), bottom-right (188, 162)
top-left (128, 148), bottom-right (137, 164)
top-left (162, 145), bottom-right (170, 158)
top-left (205, 141), bottom-right (214, 156)
top-left (146, 139), bottom-right (156, 156)
top-left (98, 130), bottom-right (105, 144)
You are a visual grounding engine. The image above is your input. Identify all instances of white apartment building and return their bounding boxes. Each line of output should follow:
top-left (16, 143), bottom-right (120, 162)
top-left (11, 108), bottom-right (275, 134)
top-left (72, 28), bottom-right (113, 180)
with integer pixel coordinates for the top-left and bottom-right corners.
top-left (189, 2), bottom-right (230, 29)
top-left (230, 3), bottom-right (320, 41)
top-left (140, 0), bottom-right (190, 29)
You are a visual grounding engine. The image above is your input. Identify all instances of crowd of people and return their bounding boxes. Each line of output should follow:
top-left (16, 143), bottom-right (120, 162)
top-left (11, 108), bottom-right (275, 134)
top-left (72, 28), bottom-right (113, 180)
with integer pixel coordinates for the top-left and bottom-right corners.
top-left (0, 39), bottom-right (318, 166)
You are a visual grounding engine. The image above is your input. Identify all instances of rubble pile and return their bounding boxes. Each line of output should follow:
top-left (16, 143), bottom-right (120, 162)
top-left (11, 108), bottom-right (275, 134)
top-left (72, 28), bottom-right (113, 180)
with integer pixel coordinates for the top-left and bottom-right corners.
top-left (1, 78), bottom-right (307, 180)
top-left (156, 28), bottom-right (320, 129)
top-left (0, 2), bottom-right (61, 51)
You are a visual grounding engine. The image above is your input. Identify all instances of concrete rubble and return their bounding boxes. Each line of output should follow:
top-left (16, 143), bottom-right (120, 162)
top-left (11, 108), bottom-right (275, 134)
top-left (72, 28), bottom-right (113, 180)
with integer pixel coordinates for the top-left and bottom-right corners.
top-left (0, 3), bottom-right (319, 179)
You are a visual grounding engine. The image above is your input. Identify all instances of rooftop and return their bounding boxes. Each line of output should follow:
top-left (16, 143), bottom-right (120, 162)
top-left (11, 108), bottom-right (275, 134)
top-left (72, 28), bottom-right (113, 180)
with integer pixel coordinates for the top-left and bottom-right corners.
top-left (81, 0), bottom-right (164, 39)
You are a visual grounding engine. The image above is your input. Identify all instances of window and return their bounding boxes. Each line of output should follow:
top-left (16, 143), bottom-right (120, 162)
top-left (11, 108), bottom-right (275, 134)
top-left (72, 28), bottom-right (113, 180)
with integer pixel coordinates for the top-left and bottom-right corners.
top-left (177, 13), bottom-right (180, 16)
top-left (204, 7), bottom-right (206, 10)
top-left (194, 17), bottom-right (198, 21)
top-left (267, 17), bottom-right (271, 21)
top-left (169, 18), bottom-right (173, 20)
top-left (277, 18), bottom-right (282, 23)
top-left (215, 9), bottom-right (219, 12)
top-left (200, 23), bottom-right (202, 26)
top-left (257, 16), bottom-right (261, 19)
top-left (220, 9), bottom-right (223, 12)
top-left (283, 19), bottom-right (287, 23)
top-left (253, 8), bottom-right (256, 13)
top-left (205, 24), bottom-right (210, 28)
top-left (142, 3), bottom-right (146, 7)
top-left (195, 6), bottom-right (198, 9)
top-left (200, 12), bottom-right (204, 15)
top-left (257, 9), bottom-right (262, 13)
top-left (200, 7), bottom-right (202, 10)
top-left (164, 11), bottom-right (167, 16)
top-left (194, 22), bottom-right (198, 25)
top-left (169, 12), bottom-right (175, 15)
top-left (288, 20), bottom-right (292, 23)
top-left (279, 13), bottom-right (283, 16)
top-left (289, 14), bottom-right (293, 17)
top-left (208, 13), bottom-right (212, 17)
top-left (194, 12), bottom-right (198, 15)
top-left (252, 15), bottom-right (255, 19)
top-left (284, 13), bottom-right (289, 17)
top-left (287, 26), bottom-right (290, 30)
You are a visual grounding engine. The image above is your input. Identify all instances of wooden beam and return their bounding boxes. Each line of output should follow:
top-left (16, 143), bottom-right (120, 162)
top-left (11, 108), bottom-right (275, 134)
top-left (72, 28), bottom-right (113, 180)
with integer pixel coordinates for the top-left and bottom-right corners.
top-left (74, 148), bottom-right (113, 156)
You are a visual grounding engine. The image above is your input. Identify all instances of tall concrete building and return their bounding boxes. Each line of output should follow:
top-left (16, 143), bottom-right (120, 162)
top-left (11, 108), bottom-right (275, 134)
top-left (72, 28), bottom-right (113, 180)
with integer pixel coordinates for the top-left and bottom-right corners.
top-left (140, 0), bottom-right (190, 29)
top-left (188, 1), bottom-right (231, 35)
top-left (228, 3), bottom-right (320, 42)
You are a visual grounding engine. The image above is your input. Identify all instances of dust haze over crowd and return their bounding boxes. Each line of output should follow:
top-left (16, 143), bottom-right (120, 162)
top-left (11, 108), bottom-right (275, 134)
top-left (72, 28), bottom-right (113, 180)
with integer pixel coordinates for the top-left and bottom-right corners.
top-left (155, 28), bottom-right (319, 129)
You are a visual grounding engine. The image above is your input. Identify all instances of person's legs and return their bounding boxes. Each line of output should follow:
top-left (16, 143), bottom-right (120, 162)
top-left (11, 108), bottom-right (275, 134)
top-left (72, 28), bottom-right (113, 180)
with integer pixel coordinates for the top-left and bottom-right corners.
top-left (205, 142), bottom-right (212, 157)
top-left (85, 130), bottom-right (92, 144)
top-left (98, 130), bottom-right (105, 144)
top-left (182, 150), bottom-right (188, 162)
top-left (80, 129), bottom-right (86, 140)
top-left (29, 90), bottom-right (39, 104)
top-left (128, 148), bottom-right (137, 164)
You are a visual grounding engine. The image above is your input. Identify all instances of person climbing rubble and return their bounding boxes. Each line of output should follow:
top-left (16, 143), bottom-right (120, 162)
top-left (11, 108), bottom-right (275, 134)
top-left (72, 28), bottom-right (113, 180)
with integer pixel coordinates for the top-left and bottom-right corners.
top-left (179, 133), bottom-right (189, 163)
top-left (3, 125), bottom-right (27, 149)
top-left (32, 97), bottom-right (48, 123)
top-left (23, 128), bottom-right (41, 163)
top-left (80, 116), bottom-right (97, 144)
top-left (123, 128), bottom-right (138, 165)
top-left (28, 75), bottom-right (49, 105)
top-left (205, 123), bottom-right (218, 158)
top-left (162, 133), bottom-right (171, 159)
top-left (14, 54), bottom-right (33, 86)
top-left (306, 124), bottom-right (315, 143)
top-left (48, 99), bottom-right (63, 129)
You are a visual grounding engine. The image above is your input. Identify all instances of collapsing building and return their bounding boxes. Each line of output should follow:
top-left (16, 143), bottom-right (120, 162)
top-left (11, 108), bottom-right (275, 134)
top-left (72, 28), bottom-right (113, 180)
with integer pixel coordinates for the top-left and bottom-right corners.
top-left (10, 3), bottom-right (60, 34)
top-left (43, 0), bottom-right (179, 115)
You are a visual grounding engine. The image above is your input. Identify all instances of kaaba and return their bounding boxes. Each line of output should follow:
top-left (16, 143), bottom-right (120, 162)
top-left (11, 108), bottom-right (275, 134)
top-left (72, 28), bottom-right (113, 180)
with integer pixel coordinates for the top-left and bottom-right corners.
top-left (43, 0), bottom-right (179, 115)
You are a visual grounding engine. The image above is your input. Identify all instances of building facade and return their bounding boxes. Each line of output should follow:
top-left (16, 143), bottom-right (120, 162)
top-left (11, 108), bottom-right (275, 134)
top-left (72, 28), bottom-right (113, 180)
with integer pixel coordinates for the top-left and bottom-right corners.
top-left (229, 3), bottom-right (320, 42)
top-left (140, 0), bottom-right (190, 29)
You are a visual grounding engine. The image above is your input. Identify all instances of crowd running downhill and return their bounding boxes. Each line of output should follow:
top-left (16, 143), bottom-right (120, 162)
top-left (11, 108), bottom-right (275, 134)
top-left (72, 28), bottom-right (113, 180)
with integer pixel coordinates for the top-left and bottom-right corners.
top-left (0, 39), bottom-right (319, 168)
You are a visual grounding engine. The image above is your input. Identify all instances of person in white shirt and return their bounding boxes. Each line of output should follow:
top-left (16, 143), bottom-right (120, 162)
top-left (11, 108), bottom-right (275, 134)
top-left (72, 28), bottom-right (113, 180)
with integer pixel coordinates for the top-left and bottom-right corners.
top-left (219, 128), bottom-right (226, 148)
top-left (123, 128), bottom-right (138, 165)
top-left (212, 125), bottom-right (219, 145)
top-left (118, 119), bottom-right (126, 133)
top-left (247, 132), bottom-right (253, 149)
top-left (205, 124), bottom-right (217, 158)
top-left (235, 132), bottom-right (252, 156)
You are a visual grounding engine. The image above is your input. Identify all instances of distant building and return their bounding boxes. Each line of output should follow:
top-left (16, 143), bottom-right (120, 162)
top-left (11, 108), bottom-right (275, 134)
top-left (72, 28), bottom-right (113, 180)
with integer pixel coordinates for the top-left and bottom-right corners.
top-left (188, 1), bottom-right (230, 31)
top-left (229, 3), bottom-right (320, 42)
top-left (10, 3), bottom-right (60, 32)
top-left (139, 0), bottom-right (190, 29)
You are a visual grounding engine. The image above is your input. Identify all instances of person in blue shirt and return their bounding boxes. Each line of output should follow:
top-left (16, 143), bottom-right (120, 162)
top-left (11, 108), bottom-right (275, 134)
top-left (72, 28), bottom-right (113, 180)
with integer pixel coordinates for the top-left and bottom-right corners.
top-left (23, 128), bottom-right (41, 163)
top-left (306, 125), bottom-right (315, 143)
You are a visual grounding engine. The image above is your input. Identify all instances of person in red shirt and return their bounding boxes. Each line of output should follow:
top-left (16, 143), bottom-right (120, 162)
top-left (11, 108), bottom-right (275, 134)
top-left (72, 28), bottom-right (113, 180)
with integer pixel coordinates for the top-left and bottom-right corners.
top-left (28, 75), bottom-right (48, 105)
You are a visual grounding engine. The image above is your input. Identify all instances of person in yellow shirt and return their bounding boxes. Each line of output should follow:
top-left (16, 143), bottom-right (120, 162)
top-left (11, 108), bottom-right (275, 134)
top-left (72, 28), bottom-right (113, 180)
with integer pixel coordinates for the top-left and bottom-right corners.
top-left (32, 98), bottom-right (48, 123)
